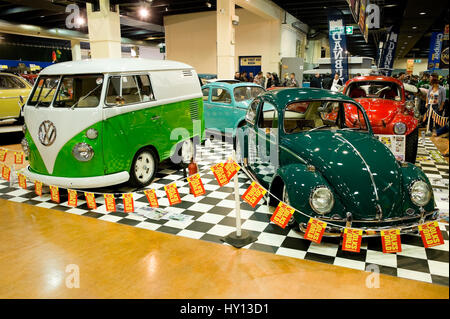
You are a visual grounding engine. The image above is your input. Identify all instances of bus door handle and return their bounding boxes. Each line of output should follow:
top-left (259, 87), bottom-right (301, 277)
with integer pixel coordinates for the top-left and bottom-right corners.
top-left (151, 115), bottom-right (160, 121)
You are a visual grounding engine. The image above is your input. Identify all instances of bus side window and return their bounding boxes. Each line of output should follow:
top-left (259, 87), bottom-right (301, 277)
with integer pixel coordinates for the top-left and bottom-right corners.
top-left (106, 75), bottom-right (155, 106)
top-left (106, 77), bottom-right (121, 105)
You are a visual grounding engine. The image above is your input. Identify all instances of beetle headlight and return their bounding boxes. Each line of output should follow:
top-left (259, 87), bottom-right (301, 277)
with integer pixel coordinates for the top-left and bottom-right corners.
top-left (393, 122), bottom-right (407, 135)
top-left (310, 187), bottom-right (334, 214)
top-left (72, 143), bottom-right (94, 162)
top-left (410, 180), bottom-right (431, 207)
top-left (21, 138), bottom-right (30, 156)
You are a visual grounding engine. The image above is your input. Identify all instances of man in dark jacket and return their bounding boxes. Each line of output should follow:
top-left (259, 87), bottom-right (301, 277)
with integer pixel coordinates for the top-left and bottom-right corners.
top-left (322, 73), bottom-right (332, 90)
top-left (310, 73), bottom-right (322, 88)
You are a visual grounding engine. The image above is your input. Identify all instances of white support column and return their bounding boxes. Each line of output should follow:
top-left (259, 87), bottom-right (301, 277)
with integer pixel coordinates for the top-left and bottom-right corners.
top-left (71, 40), bottom-right (82, 61)
top-left (216, 0), bottom-right (236, 79)
top-left (86, 0), bottom-right (121, 59)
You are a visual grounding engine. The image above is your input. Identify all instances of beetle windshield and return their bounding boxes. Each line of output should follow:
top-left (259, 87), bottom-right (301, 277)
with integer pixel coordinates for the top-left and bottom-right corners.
top-left (234, 86), bottom-right (265, 102)
top-left (345, 81), bottom-right (401, 101)
top-left (283, 100), bottom-right (368, 134)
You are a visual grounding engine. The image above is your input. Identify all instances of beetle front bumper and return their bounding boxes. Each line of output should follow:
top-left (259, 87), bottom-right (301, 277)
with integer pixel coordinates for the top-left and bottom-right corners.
top-left (299, 209), bottom-right (441, 237)
top-left (21, 166), bottom-right (130, 189)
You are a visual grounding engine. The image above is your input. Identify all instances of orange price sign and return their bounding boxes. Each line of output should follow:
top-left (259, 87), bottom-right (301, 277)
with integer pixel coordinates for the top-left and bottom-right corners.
top-left (165, 183), bottom-right (182, 206)
top-left (84, 192), bottom-right (97, 210)
top-left (242, 182), bottom-right (266, 208)
top-left (1, 165), bottom-right (10, 181)
top-left (211, 163), bottom-right (229, 187)
top-left (224, 158), bottom-right (240, 180)
top-left (380, 229), bottom-right (402, 253)
top-left (187, 173), bottom-right (206, 197)
top-left (35, 180), bottom-right (43, 196)
top-left (122, 193), bottom-right (134, 213)
top-left (270, 201), bottom-right (295, 229)
top-left (342, 228), bottom-right (363, 253)
top-left (419, 221), bottom-right (444, 248)
top-left (304, 218), bottom-right (327, 244)
top-left (67, 189), bottom-right (78, 207)
top-left (14, 152), bottom-right (24, 165)
top-left (144, 189), bottom-right (159, 208)
top-left (49, 185), bottom-right (60, 203)
top-left (0, 148), bottom-right (7, 162)
top-left (104, 194), bottom-right (116, 212)
top-left (17, 173), bottom-right (27, 190)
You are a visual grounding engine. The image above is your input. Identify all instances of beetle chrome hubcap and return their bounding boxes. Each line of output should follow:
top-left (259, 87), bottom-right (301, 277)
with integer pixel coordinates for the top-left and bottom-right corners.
top-left (135, 152), bottom-right (154, 183)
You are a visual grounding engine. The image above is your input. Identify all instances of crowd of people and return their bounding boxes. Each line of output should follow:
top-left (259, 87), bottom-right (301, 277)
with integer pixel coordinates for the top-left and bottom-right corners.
top-left (234, 71), bottom-right (299, 89)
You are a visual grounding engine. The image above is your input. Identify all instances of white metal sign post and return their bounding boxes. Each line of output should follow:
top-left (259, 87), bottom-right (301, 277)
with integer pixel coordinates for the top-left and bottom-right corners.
top-left (222, 150), bottom-right (257, 248)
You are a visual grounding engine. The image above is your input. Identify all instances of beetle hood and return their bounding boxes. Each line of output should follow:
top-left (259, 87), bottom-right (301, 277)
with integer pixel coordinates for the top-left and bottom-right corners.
top-left (354, 98), bottom-right (401, 126)
top-left (284, 130), bottom-right (404, 219)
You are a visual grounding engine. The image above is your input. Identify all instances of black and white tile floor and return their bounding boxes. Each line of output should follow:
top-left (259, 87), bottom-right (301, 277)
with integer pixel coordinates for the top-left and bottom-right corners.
top-left (0, 137), bottom-right (448, 286)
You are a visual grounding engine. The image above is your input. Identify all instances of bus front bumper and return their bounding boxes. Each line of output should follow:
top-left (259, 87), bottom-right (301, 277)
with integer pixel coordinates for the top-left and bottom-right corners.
top-left (21, 166), bottom-right (130, 189)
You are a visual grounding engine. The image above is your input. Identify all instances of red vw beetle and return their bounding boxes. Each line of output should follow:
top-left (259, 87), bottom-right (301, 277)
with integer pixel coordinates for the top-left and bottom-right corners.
top-left (342, 75), bottom-right (419, 163)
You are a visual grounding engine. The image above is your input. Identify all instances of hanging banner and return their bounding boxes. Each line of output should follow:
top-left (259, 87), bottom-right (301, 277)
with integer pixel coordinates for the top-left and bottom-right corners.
top-left (165, 183), bottom-right (182, 206)
top-left (349, 0), bottom-right (360, 24)
top-left (104, 194), bottom-right (116, 212)
top-left (419, 221), bottom-right (444, 248)
top-left (440, 25), bottom-right (449, 69)
top-left (0, 148), bottom-right (7, 162)
top-left (1, 165), bottom-right (11, 181)
top-left (406, 59), bottom-right (414, 74)
top-left (122, 193), bottom-right (134, 213)
top-left (328, 9), bottom-right (349, 84)
top-left (427, 32), bottom-right (444, 71)
top-left (380, 229), bottom-right (402, 253)
top-left (67, 189), bottom-right (78, 207)
top-left (187, 173), bottom-right (206, 197)
top-left (49, 185), bottom-right (60, 203)
top-left (224, 158), bottom-right (241, 181)
top-left (378, 25), bottom-right (400, 76)
top-left (270, 201), bottom-right (295, 229)
top-left (358, 0), bottom-right (368, 42)
top-left (342, 228), bottom-right (363, 253)
top-left (84, 192), bottom-right (97, 210)
top-left (14, 152), bottom-right (24, 165)
top-left (242, 182), bottom-right (267, 208)
top-left (304, 218), bottom-right (327, 244)
top-left (144, 189), bottom-right (159, 208)
top-left (35, 180), bottom-right (43, 196)
top-left (211, 163), bottom-right (229, 187)
top-left (18, 173), bottom-right (27, 190)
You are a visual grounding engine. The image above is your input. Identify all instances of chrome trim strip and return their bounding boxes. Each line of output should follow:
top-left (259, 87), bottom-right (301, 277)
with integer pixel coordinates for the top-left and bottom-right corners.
top-left (0, 96), bottom-right (20, 99)
top-left (334, 134), bottom-right (379, 201)
top-left (318, 209), bottom-right (438, 223)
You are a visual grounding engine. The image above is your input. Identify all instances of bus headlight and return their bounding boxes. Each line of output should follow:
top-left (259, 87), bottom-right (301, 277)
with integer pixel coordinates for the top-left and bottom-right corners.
top-left (72, 143), bottom-right (94, 162)
top-left (310, 186), bottom-right (334, 214)
top-left (394, 122), bottom-right (407, 135)
top-left (86, 128), bottom-right (98, 140)
top-left (21, 138), bottom-right (30, 156)
top-left (410, 180), bottom-right (431, 207)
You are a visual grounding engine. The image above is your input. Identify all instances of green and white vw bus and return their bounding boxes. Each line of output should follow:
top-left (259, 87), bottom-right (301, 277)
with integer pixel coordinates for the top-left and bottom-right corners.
top-left (21, 58), bottom-right (204, 188)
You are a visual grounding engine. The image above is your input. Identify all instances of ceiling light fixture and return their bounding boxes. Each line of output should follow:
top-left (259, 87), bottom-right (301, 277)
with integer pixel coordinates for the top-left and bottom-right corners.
top-left (412, 26), bottom-right (417, 29)
top-left (419, 12), bottom-right (426, 15)
top-left (75, 16), bottom-right (85, 26)
top-left (138, 6), bottom-right (150, 18)
top-left (206, 2), bottom-right (212, 8)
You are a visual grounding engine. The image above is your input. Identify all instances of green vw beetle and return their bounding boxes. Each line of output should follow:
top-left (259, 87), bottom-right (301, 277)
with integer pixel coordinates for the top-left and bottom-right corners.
top-left (236, 88), bottom-right (438, 235)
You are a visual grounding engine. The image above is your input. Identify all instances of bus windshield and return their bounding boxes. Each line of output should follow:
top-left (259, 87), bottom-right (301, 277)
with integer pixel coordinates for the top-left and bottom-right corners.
top-left (53, 74), bottom-right (104, 108)
top-left (28, 76), bottom-right (60, 107)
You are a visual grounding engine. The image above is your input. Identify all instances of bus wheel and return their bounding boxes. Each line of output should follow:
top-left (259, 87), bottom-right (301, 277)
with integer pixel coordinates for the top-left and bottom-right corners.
top-left (129, 148), bottom-right (158, 188)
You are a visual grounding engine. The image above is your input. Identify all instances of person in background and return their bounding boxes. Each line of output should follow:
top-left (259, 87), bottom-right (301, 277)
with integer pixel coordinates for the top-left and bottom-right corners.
top-left (266, 72), bottom-right (273, 89)
top-left (397, 72), bottom-right (406, 82)
top-left (248, 72), bottom-right (254, 83)
top-left (425, 75), bottom-right (446, 131)
top-left (322, 73), bottom-right (332, 90)
top-left (417, 72), bottom-right (431, 118)
top-left (310, 73), bottom-right (322, 88)
top-left (234, 72), bottom-right (241, 81)
top-left (330, 73), bottom-right (343, 92)
top-left (272, 73), bottom-right (281, 87)
top-left (288, 73), bottom-right (299, 87)
top-left (282, 73), bottom-right (290, 87)
top-left (241, 72), bottom-right (248, 82)
top-left (254, 72), bottom-right (265, 88)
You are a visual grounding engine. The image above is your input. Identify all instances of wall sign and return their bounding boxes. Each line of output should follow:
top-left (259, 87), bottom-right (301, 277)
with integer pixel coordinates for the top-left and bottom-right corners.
top-left (428, 31), bottom-right (444, 71)
top-left (328, 10), bottom-right (349, 84)
top-left (378, 25), bottom-right (399, 76)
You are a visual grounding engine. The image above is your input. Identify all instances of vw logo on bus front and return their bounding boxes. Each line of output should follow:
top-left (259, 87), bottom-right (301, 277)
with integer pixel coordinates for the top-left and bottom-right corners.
top-left (38, 120), bottom-right (57, 146)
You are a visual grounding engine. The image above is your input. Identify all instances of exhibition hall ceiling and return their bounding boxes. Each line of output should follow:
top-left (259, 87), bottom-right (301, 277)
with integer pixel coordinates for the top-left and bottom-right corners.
top-left (0, 0), bottom-right (448, 58)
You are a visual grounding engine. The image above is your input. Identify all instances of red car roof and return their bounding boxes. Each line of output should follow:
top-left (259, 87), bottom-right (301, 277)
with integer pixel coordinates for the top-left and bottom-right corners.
top-left (346, 75), bottom-right (403, 87)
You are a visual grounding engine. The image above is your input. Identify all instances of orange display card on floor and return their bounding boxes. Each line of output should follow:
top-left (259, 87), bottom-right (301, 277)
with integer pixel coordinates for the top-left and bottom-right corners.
top-left (84, 192), bottom-right (97, 210)
top-left (122, 193), bottom-right (134, 213)
top-left (224, 158), bottom-right (240, 180)
top-left (165, 183), bottom-right (182, 206)
top-left (67, 189), bottom-right (78, 207)
top-left (380, 229), bottom-right (402, 253)
top-left (104, 194), bottom-right (116, 212)
top-left (304, 218), bottom-right (327, 244)
top-left (211, 163), bottom-right (229, 187)
top-left (187, 173), bottom-right (206, 197)
top-left (49, 185), bottom-right (60, 203)
top-left (342, 228), bottom-right (363, 253)
top-left (35, 181), bottom-right (43, 196)
top-left (0, 149), bottom-right (7, 162)
top-left (270, 201), bottom-right (295, 229)
top-left (18, 173), bottom-right (27, 189)
top-left (14, 152), bottom-right (24, 164)
top-left (1, 165), bottom-right (10, 181)
top-left (144, 189), bottom-right (159, 208)
top-left (419, 221), bottom-right (444, 248)
top-left (242, 182), bottom-right (266, 208)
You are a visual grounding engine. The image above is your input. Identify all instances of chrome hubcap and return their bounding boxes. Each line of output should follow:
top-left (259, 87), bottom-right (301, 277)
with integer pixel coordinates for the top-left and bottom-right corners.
top-left (135, 152), bottom-right (155, 183)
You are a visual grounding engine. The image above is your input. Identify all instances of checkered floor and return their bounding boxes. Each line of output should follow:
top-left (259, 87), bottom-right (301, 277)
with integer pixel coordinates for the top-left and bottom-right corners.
top-left (0, 136), bottom-right (448, 286)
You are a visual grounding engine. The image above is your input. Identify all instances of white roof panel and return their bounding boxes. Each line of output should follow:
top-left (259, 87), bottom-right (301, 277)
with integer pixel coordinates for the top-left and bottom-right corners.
top-left (40, 58), bottom-right (194, 75)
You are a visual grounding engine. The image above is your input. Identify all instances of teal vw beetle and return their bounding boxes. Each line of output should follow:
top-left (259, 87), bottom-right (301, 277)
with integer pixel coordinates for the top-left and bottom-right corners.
top-left (202, 81), bottom-right (265, 139)
top-left (236, 88), bottom-right (438, 235)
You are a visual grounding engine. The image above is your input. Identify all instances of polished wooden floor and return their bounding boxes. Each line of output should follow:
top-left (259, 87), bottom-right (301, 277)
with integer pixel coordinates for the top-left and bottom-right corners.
top-left (0, 199), bottom-right (447, 299)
